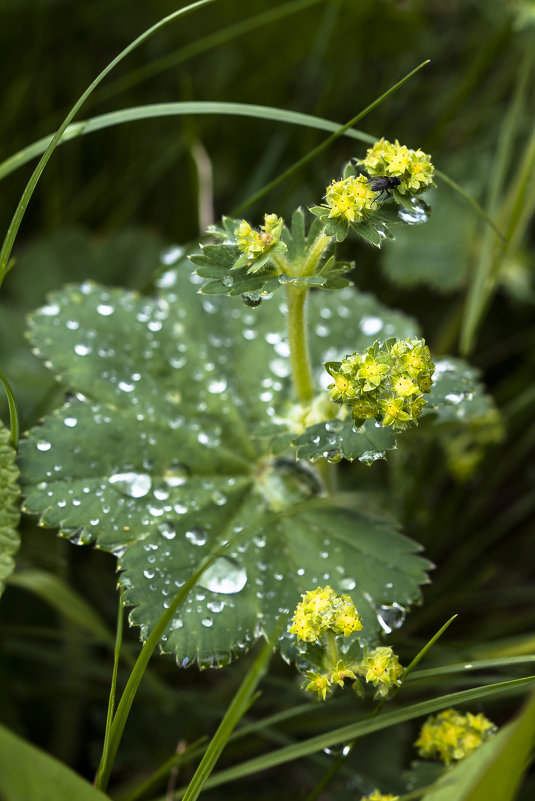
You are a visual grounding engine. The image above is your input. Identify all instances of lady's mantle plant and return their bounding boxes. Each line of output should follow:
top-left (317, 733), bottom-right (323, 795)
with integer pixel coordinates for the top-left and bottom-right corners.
top-left (18, 139), bottom-right (494, 668)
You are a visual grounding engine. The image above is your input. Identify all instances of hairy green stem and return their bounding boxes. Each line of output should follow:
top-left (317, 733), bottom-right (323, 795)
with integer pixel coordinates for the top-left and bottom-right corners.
top-left (286, 286), bottom-right (314, 404)
top-left (301, 233), bottom-right (331, 277)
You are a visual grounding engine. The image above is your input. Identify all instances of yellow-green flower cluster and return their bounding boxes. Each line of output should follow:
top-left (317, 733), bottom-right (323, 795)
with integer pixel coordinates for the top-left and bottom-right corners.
top-left (235, 213), bottom-right (284, 259)
top-left (358, 138), bottom-right (434, 195)
top-left (304, 660), bottom-right (357, 701)
top-left (355, 646), bottom-right (403, 699)
top-left (360, 791), bottom-right (400, 801)
top-left (415, 708), bottom-right (497, 765)
top-left (325, 337), bottom-right (435, 431)
top-left (324, 174), bottom-right (378, 223)
top-left (288, 586), bottom-right (363, 643)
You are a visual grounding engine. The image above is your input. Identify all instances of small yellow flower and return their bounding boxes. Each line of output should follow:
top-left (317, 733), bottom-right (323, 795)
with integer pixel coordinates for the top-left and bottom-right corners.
top-left (393, 376), bottom-right (419, 397)
top-left (305, 671), bottom-right (332, 700)
top-left (357, 646), bottom-right (403, 698)
top-left (330, 660), bottom-right (357, 687)
top-left (379, 396), bottom-right (412, 428)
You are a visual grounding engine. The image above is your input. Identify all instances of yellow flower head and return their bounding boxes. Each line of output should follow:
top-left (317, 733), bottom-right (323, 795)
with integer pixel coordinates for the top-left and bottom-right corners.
top-left (235, 213), bottom-right (284, 259)
top-left (325, 175), bottom-right (378, 223)
top-left (288, 586), bottom-right (362, 643)
top-left (358, 138), bottom-right (434, 195)
top-left (357, 646), bottom-right (403, 698)
top-left (360, 791), bottom-right (400, 801)
top-left (415, 708), bottom-right (497, 765)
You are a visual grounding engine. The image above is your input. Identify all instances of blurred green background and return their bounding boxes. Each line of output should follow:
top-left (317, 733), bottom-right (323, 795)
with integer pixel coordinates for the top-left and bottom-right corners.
top-left (0, 0), bottom-right (534, 798)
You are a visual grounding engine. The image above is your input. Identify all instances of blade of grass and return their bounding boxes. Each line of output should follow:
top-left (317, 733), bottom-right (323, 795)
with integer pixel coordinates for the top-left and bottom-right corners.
top-left (181, 619), bottom-right (285, 801)
top-left (94, 551), bottom-right (217, 792)
top-left (0, 370), bottom-right (19, 447)
top-left (96, 590), bottom-right (124, 788)
top-left (403, 615), bottom-right (458, 682)
top-left (0, 103), bottom-right (376, 183)
top-left (460, 47), bottom-right (533, 355)
top-left (168, 676), bottom-right (535, 799)
top-left (230, 59), bottom-right (431, 215)
top-left (0, 0), bottom-right (219, 290)
top-left (408, 655), bottom-right (535, 683)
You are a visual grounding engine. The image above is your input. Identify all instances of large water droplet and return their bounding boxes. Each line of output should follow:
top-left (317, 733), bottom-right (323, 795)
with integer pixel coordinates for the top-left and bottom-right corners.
top-left (242, 292), bottom-right (262, 307)
top-left (109, 471), bottom-right (152, 498)
top-left (198, 557), bottom-right (247, 594)
top-left (376, 602), bottom-right (406, 634)
top-left (185, 528), bottom-right (207, 547)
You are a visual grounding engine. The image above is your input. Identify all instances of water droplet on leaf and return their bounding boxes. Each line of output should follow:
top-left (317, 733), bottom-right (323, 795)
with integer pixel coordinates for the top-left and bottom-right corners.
top-left (198, 557), bottom-right (247, 594)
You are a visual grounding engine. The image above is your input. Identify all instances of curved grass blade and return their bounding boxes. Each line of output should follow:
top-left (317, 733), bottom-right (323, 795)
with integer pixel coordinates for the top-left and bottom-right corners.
top-left (0, 370), bottom-right (19, 447)
top-left (0, 103), bottom-right (375, 183)
top-left (0, 0), bottom-right (219, 289)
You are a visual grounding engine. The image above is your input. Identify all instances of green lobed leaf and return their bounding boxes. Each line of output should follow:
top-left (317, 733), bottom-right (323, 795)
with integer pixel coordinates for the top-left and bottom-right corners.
top-left (424, 357), bottom-right (498, 425)
top-left (0, 419), bottom-right (20, 597)
top-left (292, 418), bottom-right (396, 464)
top-left (0, 723), bottom-right (111, 801)
top-left (19, 260), bottom-right (432, 667)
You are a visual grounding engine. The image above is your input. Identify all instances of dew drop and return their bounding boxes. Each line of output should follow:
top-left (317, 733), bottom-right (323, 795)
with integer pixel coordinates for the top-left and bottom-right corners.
top-left (198, 557), bottom-right (247, 594)
top-left (74, 343), bottom-right (92, 356)
top-left (201, 617), bottom-right (214, 628)
top-left (242, 292), bottom-right (262, 307)
top-left (64, 417), bottom-right (78, 428)
top-left (185, 528), bottom-right (207, 547)
top-left (376, 602), bottom-right (406, 634)
top-left (41, 303), bottom-right (60, 316)
top-left (36, 440), bottom-right (51, 451)
top-left (158, 522), bottom-right (176, 540)
top-left (160, 245), bottom-right (184, 265)
top-left (360, 316), bottom-right (383, 336)
top-left (97, 303), bottom-right (114, 316)
top-left (208, 378), bottom-right (227, 394)
top-left (108, 471), bottom-right (152, 498)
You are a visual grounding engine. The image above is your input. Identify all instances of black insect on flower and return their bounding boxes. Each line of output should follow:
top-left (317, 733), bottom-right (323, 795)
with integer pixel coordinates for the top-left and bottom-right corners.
top-left (368, 175), bottom-right (402, 204)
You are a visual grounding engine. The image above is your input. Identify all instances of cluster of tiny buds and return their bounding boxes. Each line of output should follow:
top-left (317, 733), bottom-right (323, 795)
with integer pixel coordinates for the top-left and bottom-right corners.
top-left (288, 587), bottom-right (403, 701)
top-left (325, 337), bottom-right (435, 431)
top-left (360, 792), bottom-right (399, 801)
top-left (415, 708), bottom-right (497, 765)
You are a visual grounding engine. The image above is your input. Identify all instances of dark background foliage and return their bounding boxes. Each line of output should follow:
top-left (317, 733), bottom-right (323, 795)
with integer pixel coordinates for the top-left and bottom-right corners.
top-left (0, 0), bottom-right (534, 798)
